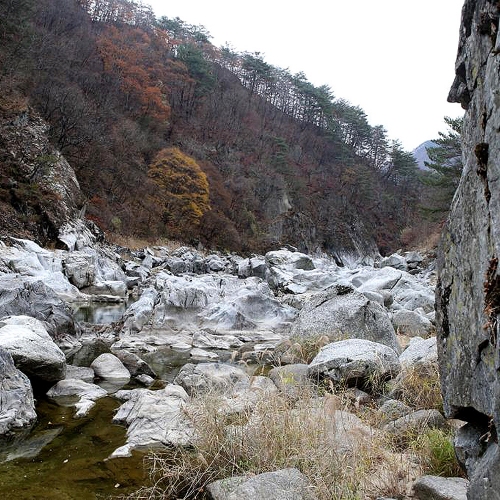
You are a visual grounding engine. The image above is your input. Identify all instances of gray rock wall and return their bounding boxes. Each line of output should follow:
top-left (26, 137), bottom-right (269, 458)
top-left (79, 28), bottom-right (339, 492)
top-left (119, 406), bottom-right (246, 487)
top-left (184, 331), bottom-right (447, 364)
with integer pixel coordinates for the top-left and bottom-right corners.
top-left (436, 0), bottom-right (500, 497)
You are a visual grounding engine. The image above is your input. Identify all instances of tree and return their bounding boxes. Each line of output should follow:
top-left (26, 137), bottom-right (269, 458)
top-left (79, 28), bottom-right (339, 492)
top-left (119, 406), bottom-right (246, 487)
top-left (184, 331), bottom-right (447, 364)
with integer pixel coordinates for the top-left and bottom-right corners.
top-left (420, 116), bottom-right (463, 219)
top-left (148, 147), bottom-right (210, 236)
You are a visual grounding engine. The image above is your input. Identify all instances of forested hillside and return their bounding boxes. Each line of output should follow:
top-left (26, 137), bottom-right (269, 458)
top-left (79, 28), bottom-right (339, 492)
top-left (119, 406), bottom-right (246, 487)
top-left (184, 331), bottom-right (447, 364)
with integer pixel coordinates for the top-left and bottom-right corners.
top-left (0, 0), bottom-right (426, 255)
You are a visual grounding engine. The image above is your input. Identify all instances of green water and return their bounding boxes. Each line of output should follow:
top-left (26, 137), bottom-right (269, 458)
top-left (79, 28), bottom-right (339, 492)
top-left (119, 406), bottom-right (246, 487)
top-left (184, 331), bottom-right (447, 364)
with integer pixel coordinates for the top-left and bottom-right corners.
top-left (0, 397), bottom-right (147, 500)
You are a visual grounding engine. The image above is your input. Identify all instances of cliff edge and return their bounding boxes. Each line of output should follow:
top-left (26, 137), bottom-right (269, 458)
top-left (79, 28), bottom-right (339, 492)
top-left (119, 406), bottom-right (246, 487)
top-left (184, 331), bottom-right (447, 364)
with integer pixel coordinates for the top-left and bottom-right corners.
top-left (437, 0), bottom-right (500, 497)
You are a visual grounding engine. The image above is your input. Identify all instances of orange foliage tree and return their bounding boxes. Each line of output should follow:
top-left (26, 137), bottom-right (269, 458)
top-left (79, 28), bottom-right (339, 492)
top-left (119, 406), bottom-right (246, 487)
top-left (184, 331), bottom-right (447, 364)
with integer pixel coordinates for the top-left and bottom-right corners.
top-left (97, 25), bottom-right (170, 122)
top-left (148, 147), bottom-right (210, 237)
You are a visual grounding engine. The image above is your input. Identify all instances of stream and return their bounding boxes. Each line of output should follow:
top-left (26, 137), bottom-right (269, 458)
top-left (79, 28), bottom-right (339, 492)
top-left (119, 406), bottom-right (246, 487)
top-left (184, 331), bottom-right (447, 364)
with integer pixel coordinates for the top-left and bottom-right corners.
top-left (0, 396), bottom-right (145, 499)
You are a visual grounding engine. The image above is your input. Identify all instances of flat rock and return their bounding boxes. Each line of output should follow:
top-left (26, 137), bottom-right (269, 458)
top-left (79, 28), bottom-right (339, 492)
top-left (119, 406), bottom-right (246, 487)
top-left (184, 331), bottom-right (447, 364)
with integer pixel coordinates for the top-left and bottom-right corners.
top-left (412, 475), bottom-right (468, 500)
top-left (46, 379), bottom-right (107, 417)
top-left (207, 468), bottom-right (317, 500)
top-left (0, 315), bottom-right (66, 382)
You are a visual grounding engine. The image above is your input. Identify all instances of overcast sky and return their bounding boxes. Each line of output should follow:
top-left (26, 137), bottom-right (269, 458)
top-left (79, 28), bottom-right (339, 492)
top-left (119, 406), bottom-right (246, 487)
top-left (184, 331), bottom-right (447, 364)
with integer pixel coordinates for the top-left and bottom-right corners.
top-left (147, 0), bottom-right (465, 151)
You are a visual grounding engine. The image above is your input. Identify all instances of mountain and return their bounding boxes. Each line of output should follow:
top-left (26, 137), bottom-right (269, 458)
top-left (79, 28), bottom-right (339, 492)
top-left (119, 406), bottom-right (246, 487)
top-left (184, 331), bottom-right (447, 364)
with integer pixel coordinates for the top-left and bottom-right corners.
top-left (412, 140), bottom-right (437, 170)
top-left (0, 0), bottom-right (425, 257)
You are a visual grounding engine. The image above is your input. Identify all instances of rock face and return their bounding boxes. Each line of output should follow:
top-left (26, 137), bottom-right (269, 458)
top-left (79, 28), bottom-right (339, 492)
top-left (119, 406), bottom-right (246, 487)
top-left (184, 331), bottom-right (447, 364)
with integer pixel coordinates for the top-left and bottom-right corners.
top-left (0, 347), bottom-right (36, 435)
top-left (437, 1), bottom-right (500, 497)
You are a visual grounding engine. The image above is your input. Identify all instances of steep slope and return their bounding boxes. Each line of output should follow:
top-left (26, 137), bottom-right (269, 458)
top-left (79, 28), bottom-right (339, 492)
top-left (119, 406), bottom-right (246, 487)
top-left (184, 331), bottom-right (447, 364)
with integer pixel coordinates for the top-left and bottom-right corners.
top-left (0, 96), bottom-right (85, 245)
top-left (0, 0), bottom-right (422, 258)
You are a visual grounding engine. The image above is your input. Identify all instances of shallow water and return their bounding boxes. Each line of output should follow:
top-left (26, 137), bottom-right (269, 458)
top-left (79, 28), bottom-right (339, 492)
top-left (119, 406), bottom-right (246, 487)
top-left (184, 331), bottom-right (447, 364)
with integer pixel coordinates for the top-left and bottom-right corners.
top-left (0, 397), bottom-right (146, 500)
top-left (72, 303), bottom-right (129, 325)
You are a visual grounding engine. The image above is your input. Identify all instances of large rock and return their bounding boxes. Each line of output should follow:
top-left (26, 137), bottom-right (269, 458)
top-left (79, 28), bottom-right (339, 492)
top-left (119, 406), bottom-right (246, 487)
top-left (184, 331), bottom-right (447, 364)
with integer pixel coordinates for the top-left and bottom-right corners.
top-left (0, 315), bottom-right (66, 382)
top-left (290, 286), bottom-right (400, 353)
top-left (436, 1), bottom-right (500, 495)
top-left (62, 252), bottom-right (96, 289)
top-left (308, 339), bottom-right (401, 387)
top-left (173, 363), bottom-right (250, 396)
top-left (206, 468), bottom-right (317, 500)
top-left (0, 347), bottom-right (36, 435)
top-left (391, 309), bottom-right (434, 337)
top-left (0, 276), bottom-right (76, 336)
top-left (110, 385), bottom-right (194, 458)
top-left (90, 353), bottom-right (130, 382)
top-left (412, 475), bottom-right (468, 500)
top-left (399, 336), bottom-right (438, 369)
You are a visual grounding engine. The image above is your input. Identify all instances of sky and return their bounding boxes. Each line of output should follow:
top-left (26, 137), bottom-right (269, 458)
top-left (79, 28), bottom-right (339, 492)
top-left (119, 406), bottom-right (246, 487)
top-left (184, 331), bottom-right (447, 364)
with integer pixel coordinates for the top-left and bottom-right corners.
top-left (147, 0), bottom-right (465, 151)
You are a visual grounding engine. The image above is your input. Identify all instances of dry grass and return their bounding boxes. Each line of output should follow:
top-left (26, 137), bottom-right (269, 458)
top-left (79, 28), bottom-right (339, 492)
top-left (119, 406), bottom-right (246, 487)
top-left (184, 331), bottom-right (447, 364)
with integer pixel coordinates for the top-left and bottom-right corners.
top-left (120, 387), bottom-right (420, 500)
top-left (273, 334), bottom-right (330, 365)
top-left (389, 364), bottom-right (443, 411)
top-left (106, 233), bottom-right (188, 252)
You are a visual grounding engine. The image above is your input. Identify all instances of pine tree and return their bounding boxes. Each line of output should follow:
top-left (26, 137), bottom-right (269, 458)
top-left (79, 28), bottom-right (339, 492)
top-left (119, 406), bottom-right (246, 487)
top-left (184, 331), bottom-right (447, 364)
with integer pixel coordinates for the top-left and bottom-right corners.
top-left (420, 116), bottom-right (463, 219)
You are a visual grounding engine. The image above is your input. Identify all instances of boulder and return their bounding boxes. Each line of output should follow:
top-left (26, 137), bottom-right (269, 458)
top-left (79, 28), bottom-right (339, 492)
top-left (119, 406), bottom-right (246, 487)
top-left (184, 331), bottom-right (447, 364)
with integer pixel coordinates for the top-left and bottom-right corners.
top-left (0, 347), bottom-right (36, 435)
top-left (0, 315), bottom-right (66, 382)
top-left (109, 348), bottom-right (156, 378)
top-left (377, 399), bottom-right (412, 425)
top-left (90, 353), bottom-right (130, 382)
top-left (0, 276), bottom-right (76, 336)
top-left (391, 309), bottom-right (434, 337)
top-left (173, 363), bottom-right (250, 396)
top-left (62, 252), bottom-right (96, 289)
top-left (121, 287), bottom-right (158, 334)
top-left (46, 379), bottom-right (107, 418)
top-left (383, 409), bottom-right (447, 440)
top-left (399, 337), bottom-right (438, 369)
top-left (412, 475), bottom-right (468, 500)
top-left (290, 286), bottom-right (400, 353)
top-left (380, 253), bottom-right (407, 271)
top-left (110, 385), bottom-right (194, 458)
top-left (206, 468), bottom-right (317, 500)
top-left (308, 339), bottom-right (401, 387)
top-left (265, 249), bottom-right (315, 270)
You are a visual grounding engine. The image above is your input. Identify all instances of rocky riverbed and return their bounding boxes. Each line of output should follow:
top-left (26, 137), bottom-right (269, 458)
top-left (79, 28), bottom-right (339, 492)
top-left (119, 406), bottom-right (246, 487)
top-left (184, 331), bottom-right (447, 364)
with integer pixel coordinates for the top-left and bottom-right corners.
top-left (0, 223), bottom-right (468, 499)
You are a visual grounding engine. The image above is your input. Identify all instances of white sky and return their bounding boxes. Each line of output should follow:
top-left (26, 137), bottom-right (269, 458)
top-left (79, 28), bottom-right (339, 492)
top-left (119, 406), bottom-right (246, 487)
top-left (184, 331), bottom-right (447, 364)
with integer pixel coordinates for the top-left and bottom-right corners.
top-left (147, 0), bottom-right (465, 151)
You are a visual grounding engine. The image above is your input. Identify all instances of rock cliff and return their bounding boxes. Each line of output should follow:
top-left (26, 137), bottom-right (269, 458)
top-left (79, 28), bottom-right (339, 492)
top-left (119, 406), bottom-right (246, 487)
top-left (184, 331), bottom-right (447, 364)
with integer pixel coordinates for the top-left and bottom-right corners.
top-left (0, 101), bottom-right (84, 246)
top-left (437, 0), bottom-right (500, 497)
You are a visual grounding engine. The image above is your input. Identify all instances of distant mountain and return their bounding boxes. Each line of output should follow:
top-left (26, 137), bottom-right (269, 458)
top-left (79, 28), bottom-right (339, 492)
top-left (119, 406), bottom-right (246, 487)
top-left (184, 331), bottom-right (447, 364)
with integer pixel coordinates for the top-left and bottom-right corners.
top-left (412, 140), bottom-right (437, 170)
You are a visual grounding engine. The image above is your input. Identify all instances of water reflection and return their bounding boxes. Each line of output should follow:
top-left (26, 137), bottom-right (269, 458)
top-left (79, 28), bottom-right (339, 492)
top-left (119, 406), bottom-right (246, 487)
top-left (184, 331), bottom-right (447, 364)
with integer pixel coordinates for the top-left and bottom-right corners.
top-left (0, 397), bottom-right (145, 499)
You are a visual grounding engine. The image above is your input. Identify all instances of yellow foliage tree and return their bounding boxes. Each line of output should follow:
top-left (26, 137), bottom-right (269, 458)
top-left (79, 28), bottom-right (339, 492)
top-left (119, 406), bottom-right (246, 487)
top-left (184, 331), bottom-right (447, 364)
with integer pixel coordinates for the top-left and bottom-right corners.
top-left (148, 147), bottom-right (210, 235)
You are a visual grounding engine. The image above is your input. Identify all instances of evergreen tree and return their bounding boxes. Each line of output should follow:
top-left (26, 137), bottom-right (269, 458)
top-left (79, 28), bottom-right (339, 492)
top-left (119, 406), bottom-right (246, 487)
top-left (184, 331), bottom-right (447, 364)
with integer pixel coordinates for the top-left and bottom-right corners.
top-left (420, 116), bottom-right (463, 219)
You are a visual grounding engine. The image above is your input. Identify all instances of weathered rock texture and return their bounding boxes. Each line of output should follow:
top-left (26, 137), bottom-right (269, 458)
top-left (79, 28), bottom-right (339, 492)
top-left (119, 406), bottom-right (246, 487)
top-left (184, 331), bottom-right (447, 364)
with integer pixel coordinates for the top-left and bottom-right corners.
top-left (437, 1), bottom-right (500, 497)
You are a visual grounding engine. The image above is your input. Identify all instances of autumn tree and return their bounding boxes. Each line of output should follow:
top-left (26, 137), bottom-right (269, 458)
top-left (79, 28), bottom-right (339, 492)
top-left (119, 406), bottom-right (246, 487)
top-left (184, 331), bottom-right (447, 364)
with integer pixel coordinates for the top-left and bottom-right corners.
top-left (148, 147), bottom-right (210, 237)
